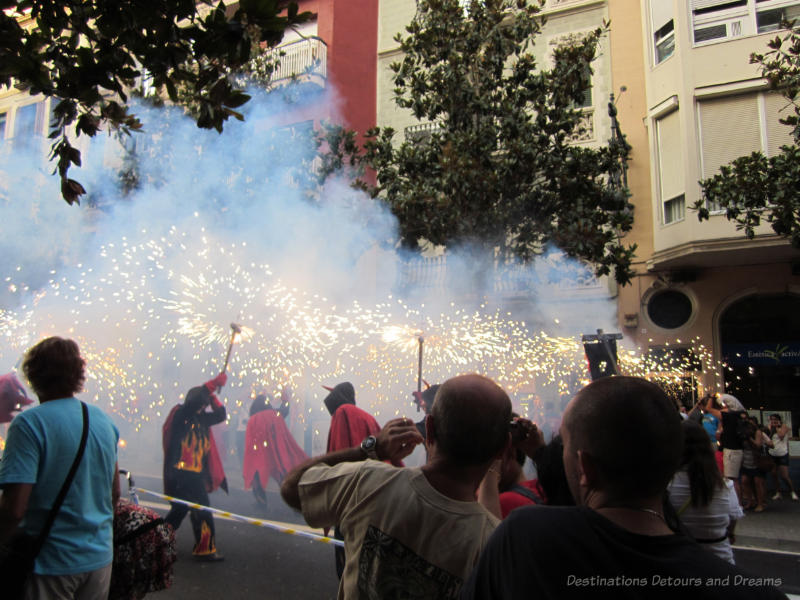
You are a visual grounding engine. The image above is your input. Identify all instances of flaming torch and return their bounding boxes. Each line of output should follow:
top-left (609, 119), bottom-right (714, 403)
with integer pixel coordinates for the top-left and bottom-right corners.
top-left (222, 322), bottom-right (243, 372)
top-left (417, 336), bottom-right (424, 395)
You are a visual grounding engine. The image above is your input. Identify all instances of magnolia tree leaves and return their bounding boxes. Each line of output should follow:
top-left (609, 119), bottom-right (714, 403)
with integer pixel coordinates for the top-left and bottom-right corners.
top-left (2, 0), bottom-right (311, 204)
top-left (319, 0), bottom-right (635, 285)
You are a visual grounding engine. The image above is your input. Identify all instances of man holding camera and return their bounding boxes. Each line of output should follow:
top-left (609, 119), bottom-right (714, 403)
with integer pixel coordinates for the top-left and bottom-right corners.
top-left (281, 373), bottom-right (511, 599)
top-left (478, 416), bottom-right (547, 519)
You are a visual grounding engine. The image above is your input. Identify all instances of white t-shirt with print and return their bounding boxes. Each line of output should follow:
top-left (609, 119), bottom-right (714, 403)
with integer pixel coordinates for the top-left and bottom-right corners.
top-left (298, 461), bottom-right (499, 599)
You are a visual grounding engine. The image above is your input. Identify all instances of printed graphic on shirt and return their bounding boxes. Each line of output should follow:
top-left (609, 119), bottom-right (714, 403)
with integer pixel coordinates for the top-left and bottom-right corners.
top-left (357, 525), bottom-right (462, 599)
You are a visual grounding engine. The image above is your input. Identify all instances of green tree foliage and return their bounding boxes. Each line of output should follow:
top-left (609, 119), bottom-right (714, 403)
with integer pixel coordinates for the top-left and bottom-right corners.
top-left (320, 0), bottom-right (635, 284)
top-left (695, 22), bottom-right (800, 247)
top-left (1, 0), bottom-right (311, 204)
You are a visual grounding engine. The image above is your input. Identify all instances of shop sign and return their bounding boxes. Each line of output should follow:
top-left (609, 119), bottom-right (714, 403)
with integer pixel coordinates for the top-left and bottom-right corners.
top-left (722, 342), bottom-right (800, 366)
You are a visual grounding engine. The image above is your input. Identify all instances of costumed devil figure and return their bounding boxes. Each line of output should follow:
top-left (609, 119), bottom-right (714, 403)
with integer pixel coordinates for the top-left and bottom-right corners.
top-left (323, 381), bottom-right (382, 578)
top-left (324, 381), bottom-right (380, 453)
top-left (242, 388), bottom-right (307, 507)
top-left (0, 372), bottom-right (33, 423)
top-left (162, 372), bottom-right (228, 561)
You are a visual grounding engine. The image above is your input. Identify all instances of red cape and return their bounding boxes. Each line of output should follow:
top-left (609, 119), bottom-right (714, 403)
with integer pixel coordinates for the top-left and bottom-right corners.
top-left (243, 410), bottom-right (308, 489)
top-left (326, 404), bottom-right (381, 453)
top-left (162, 405), bottom-right (227, 494)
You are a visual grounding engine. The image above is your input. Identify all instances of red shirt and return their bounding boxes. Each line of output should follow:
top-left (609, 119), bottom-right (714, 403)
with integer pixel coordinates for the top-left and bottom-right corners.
top-left (499, 479), bottom-right (547, 519)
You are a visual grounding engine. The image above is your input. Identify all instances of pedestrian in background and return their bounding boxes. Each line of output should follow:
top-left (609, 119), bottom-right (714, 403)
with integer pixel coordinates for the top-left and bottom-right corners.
top-left (767, 414), bottom-right (799, 501)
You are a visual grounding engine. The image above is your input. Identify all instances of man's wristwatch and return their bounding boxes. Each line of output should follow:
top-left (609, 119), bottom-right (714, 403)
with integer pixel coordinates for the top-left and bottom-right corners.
top-left (361, 435), bottom-right (379, 460)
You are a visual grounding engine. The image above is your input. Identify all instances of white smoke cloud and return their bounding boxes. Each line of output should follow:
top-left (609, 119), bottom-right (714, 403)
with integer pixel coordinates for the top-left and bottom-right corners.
top-left (0, 83), bottom-right (618, 472)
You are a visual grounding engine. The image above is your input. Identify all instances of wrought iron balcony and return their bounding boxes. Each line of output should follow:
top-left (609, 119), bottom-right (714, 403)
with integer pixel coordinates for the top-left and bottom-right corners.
top-left (264, 36), bottom-right (327, 88)
top-left (404, 122), bottom-right (441, 143)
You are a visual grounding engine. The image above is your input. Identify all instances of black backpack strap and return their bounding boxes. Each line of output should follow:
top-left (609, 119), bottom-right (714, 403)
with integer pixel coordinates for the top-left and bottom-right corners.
top-left (31, 401), bottom-right (90, 557)
top-left (116, 517), bottom-right (167, 545)
top-left (509, 483), bottom-right (543, 505)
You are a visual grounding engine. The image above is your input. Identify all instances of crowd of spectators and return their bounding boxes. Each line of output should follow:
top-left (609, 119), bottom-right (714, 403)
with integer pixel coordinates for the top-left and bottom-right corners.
top-left (692, 393), bottom-right (799, 513)
top-left (279, 375), bottom-right (789, 599)
top-left (0, 336), bottom-right (793, 599)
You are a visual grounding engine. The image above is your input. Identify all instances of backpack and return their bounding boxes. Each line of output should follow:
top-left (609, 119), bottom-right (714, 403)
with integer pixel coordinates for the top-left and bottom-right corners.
top-left (109, 500), bottom-right (176, 600)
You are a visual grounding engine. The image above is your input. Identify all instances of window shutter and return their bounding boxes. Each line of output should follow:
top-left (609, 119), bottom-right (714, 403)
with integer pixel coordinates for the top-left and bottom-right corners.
top-left (651, 0), bottom-right (673, 33)
top-left (700, 94), bottom-right (761, 178)
top-left (764, 92), bottom-right (795, 156)
top-left (657, 110), bottom-right (684, 202)
top-left (691, 0), bottom-right (740, 11)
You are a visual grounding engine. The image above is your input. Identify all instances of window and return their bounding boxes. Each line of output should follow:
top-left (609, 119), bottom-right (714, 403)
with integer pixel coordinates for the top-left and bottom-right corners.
top-left (574, 66), bottom-right (592, 109)
top-left (548, 32), bottom-right (596, 141)
top-left (757, 3), bottom-right (800, 33)
top-left (663, 194), bottom-right (686, 225)
top-left (655, 21), bottom-right (676, 63)
top-left (0, 112), bottom-right (6, 142)
top-left (655, 110), bottom-right (685, 225)
top-left (11, 101), bottom-right (47, 151)
top-left (651, 0), bottom-right (675, 64)
top-left (698, 90), bottom-right (794, 211)
top-left (764, 92), bottom-right (795, 155)
top-left (691, 0), bottom-right (800, 45)
top-left (692, 1), bottom-right (748, 44)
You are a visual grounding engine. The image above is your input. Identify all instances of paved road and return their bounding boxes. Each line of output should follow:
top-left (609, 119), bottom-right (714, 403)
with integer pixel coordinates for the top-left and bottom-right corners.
top-left (131, 473), bottom-right (800, 599)
top-left (132, 474), bottom-right (339, 599)
top-left (733, 548), bottom-right (800, 596)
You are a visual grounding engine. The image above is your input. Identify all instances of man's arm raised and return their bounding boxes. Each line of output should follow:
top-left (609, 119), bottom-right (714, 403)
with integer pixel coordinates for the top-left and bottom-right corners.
top-left (280, 417), bottom-right (423, 510)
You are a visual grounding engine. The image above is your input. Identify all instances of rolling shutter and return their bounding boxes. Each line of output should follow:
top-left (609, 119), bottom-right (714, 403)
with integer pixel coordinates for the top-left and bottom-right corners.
top-left (699, 94), bottom-right (760, 178)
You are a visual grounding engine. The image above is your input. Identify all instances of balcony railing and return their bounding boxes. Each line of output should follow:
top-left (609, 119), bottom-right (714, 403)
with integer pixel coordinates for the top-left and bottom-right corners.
top-left (264, 37), bottom-right (327, 87)
top-left (404, 122), bottom-right (441, 143)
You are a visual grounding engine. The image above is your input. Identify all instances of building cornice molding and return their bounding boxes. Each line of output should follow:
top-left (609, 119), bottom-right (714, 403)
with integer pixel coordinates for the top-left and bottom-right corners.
top-left (647, 234), bottom-right (794, 271)
top-left (648, 95), bottom-right (679, 119)
top-left (694, 77), bottom-right (770, 99)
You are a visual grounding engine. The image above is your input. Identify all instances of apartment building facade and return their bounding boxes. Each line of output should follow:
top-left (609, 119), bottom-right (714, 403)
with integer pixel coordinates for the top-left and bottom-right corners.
top-left (624, 0), bottom-right (800, 425)
top-left (377, 0), bottom-right (617, 316)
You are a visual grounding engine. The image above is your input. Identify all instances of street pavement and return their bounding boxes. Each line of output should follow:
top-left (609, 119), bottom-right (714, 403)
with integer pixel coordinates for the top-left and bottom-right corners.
top-left (735, 493), bottom-right (800, 554)
top-left (130, 470), bottom-right (800, 599)
top-left (733, 493), bottom-right (800, 596)
top-left (133, 472), bottom-right (340, 599)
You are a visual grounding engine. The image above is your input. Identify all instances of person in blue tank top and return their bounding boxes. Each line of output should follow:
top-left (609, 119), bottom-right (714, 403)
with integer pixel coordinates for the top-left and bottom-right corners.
top-left (0, 337), bottom-right (119, 599)
top-left (701, 408), bottom-right (721, 447)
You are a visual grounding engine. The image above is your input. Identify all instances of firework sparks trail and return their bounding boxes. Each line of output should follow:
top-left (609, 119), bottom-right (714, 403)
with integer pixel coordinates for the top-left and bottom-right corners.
top-left (0, 225), bottom-right (725, 454)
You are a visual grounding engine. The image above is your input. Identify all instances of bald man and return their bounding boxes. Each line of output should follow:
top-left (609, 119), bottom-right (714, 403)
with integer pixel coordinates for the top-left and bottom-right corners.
top-left (461, 376), bottom-right (787, 599)
top-left (281, 374), bottom-right (511, 599)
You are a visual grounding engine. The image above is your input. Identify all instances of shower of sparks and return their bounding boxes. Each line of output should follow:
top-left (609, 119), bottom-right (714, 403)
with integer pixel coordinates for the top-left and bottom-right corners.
top-left (0, 225), bottom-right (725, 452)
